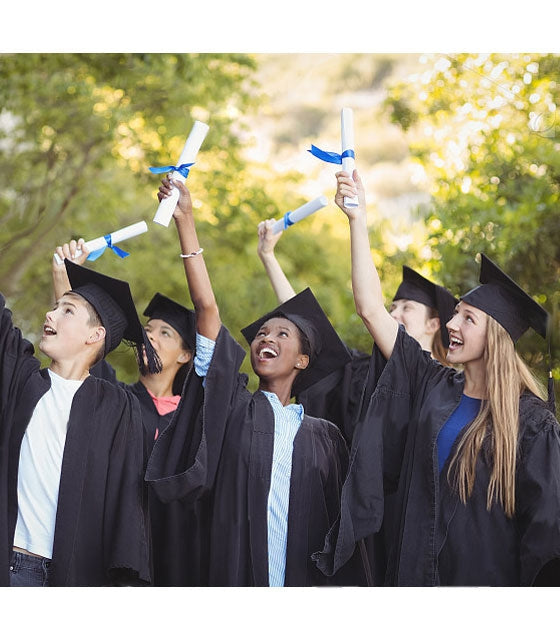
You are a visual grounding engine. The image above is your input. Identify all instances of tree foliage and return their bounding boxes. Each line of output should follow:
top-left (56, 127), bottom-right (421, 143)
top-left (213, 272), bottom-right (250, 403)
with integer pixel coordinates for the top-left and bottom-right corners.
top-left (385, 53), bottom-right (560, 396)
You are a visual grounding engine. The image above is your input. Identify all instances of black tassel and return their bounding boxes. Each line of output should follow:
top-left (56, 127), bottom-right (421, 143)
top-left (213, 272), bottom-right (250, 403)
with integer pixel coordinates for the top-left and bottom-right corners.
top-left (132, 328), bottom-right (162, 375)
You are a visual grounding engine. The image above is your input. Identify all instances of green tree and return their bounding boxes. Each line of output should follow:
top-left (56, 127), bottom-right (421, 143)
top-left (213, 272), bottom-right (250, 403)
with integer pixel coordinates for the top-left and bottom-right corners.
top-left (385, 53), bottom-right (560, 400)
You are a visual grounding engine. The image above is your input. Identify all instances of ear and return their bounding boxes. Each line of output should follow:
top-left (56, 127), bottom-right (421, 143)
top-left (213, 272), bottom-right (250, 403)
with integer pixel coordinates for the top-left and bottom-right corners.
top-left (86, 326), bottom-right (106, 346)
top-left (294, 354), bottom-right (310, 371)
top-left (425, 316), bottom-right (440, 336)
top-left (177, 350), bottom-right (192, 365)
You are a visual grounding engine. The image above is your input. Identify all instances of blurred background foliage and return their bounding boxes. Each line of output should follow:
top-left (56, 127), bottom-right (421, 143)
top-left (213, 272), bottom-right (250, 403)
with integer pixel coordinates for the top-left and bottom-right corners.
top-left (0, 52), bottom-right (558, 407)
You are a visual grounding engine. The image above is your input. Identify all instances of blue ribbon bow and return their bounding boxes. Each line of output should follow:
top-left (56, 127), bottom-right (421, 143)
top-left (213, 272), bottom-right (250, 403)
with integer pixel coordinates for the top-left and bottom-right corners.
top-left (307, 145), bottom-right (355, 164)
top-left (148, 162), bottom-right (195, 179)
top-left (282, 211), bottom-right (293, 229)
top-left (87, 235), bottom-right (130, 262)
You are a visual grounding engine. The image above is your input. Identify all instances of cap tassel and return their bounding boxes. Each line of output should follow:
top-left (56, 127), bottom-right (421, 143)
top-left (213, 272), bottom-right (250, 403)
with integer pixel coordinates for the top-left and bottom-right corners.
top-left (134, 328), bottom-right (163, 375)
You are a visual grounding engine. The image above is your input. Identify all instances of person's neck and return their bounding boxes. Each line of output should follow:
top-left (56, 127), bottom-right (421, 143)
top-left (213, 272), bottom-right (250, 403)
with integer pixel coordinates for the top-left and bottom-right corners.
top-left (258, 377), bottom-right (295, 407)
top-left (49, 359), bottom-right (90, 381)
top-left (140, 371), bottom-right (176, 398)
top-left (462, 361), bottom-right (487, 399)
top-left (417, 334), bottom-right (433, 353)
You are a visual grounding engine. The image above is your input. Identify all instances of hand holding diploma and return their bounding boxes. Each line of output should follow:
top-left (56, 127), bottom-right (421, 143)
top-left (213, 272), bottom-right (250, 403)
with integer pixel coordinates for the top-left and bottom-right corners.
top-left (270, 195), bottom-right (328, 234)
top-left (52, 221), bottom-right (148, 265)
top-left (151, 120), bottom-right (209, 227)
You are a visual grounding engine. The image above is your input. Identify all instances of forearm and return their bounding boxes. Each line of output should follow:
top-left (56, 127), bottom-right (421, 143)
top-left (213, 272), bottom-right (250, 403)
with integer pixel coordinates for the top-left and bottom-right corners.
top-left (52, 266), bottom-right (71, 301)
top-left (174, 215), bottom-right (221, 340)
top-left (348, 216), bottom-right (397, 359)
top-left (258, 251), bottom-right (296, 304)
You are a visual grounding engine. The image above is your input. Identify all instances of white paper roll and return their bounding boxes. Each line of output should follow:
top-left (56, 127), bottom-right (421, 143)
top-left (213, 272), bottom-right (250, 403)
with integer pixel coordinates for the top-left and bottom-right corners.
top-left (271, 195), bottom-right (328, 234)
top-left (53, 221), bottom-right (148, 264)
top-left (153, 120), bottom-right (210, 227)
top-left (341, 108), bottom-right (359, 208)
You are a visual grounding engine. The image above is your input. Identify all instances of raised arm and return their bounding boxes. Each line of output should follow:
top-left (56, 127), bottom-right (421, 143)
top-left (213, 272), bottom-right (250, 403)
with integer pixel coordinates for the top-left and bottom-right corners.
top-left (52, 239), bottom-right (90, 300)
top-left (256, 219), bottom-right (296, 304)
top-left (158, 178), bottom-right (221, 341)
top-left (336, 169), bottom-right (398, 360)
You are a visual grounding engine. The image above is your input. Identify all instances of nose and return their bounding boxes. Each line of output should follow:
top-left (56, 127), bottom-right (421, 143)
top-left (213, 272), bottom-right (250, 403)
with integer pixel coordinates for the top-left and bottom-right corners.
top-left (45, 309), bottom-right (55, 324)
top-left (446, 315), bottom-right (458, 331)
top-left (390, 308), bottom-right (401, 321)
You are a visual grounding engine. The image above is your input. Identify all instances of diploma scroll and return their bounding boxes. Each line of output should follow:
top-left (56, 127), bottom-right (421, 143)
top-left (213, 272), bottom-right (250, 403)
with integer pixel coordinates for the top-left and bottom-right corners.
top-left (341, 107), bottom-right (359, 208)
top-left (152, 120), bottom-right (210, 227)
top-left (271, 195), bottom-right (328, 234)
top-left (53, 221), bottom-right (148, 264)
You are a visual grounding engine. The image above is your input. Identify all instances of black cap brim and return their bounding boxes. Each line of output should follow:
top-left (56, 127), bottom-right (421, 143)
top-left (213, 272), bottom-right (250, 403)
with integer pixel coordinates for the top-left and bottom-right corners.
top-left (143, 293), bottom-right (196, 350)
top-left (461, 254), bottom-right (549, 341)
top-left (394, 266), bottom-right (458, 348)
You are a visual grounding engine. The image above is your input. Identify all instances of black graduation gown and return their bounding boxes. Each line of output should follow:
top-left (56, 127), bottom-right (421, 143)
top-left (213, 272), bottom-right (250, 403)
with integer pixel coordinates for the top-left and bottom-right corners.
top-left (145, 325), bottom-right (369, 586)
top-left (297, 347), bottom-right (371, 444)
top-left (314, 324), bottom-right (560, 586)
top-left (0, 294), bottom-right (151, 586)
top-left (91, 361), bottom-right (208, 586)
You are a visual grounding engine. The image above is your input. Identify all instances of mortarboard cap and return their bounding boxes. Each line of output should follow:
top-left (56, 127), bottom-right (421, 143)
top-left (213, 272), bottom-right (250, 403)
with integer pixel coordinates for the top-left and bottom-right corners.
top-left (143, 293), bottom-right (196, 351)
top-left (65, 259), bottom-right (162, 374)
top-left (461, 254), bottom-right (549, 342)
top-left (241, 287), bottom-right (351, 396)
top-left (393, 266), bottom-right (458, 349)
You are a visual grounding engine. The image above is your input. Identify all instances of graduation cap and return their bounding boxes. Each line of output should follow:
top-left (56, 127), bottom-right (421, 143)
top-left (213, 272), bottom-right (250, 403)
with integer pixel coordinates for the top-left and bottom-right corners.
top-left (461, 254), bottom-right (548, 342)
top-left (393, 266), bottom-right (458, 349)
top-left (461, 253), bottom-right (554, 414)
top-left (65, 259), bottom-right (162, 375)
top-left (143, 293), bottom-right (196, 351)
top-left (240, 287), bottom-right (351, 397)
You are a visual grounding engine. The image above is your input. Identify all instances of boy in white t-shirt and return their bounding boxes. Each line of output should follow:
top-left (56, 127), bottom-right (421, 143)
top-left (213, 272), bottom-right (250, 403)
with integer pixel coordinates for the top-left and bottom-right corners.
top-left (1, 258), bottom-right (160, 586)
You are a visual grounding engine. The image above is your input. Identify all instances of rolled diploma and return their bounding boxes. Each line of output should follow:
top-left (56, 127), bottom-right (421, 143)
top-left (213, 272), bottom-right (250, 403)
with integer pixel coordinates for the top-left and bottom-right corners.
top-left (53, 221), bottom-right (148, 264)
top-left (153, 120), bottom-right (210, 227)
top-left (341, 108), bottom-right (359, 207)
top-left (271, 195), bottom-right (328, 234)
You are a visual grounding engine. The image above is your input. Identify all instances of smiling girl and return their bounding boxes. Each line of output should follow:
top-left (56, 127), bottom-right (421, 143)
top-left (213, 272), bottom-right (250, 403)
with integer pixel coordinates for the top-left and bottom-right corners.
top-left (145, 177), bottom-right (369, 587)
top-left (314, 169), bottom-right (560, 586)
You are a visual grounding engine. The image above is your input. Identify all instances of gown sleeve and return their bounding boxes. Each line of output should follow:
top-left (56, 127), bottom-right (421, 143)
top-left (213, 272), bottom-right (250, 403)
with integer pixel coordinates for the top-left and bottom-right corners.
top-left (145, 325), bottom-right (246, 504)
top-left (0, 293), bottom-right (39, 419)
top-left (516, 407), bottom-right (560, 586)
top-left (314, 325), bottom-right (451, 577)
top-left (103, 390), bottom-right (152, 585)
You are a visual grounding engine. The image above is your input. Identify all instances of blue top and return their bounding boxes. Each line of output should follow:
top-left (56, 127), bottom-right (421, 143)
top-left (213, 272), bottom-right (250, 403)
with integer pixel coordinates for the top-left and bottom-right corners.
top-left (437, 394), bottom-right (481, 473)
top-left (194, 332), bottom-right (304, 587)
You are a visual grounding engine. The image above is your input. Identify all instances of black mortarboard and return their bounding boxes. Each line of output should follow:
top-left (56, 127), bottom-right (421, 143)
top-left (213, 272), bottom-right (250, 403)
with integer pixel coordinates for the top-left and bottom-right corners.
top-left (65, 259), bottom-right (162, 374)
top-left (461, 254), bottom-right (549, 342)
top-left (240, 287), bottom-right (351, 396)
top-left (143, 293), bottom-right (196, 351)
top-left (393, 266), bottom-right (458, 349)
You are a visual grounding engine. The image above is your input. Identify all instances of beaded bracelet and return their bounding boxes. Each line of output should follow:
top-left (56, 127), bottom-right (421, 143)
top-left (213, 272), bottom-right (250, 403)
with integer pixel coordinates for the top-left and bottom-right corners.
top-left (180, 248), bottom-right (204, 258)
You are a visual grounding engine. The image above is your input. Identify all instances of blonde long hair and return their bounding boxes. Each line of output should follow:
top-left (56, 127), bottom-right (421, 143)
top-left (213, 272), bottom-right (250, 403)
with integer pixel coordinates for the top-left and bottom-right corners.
top-left (447, 315), bottom-right (546, 517)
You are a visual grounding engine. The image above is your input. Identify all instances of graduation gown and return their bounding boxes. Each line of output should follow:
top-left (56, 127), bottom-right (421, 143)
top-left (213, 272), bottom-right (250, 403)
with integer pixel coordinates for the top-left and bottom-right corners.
top-left (91, 360), bottom-right (207, 586)
top-left (0, 294), bottom-right (151, 587)
top-left (146, 325), bottom-right (369, 586)
top-left (314, 325), bottom-right (560, 586)
top-left (297, 347), bottom-right (371, 444)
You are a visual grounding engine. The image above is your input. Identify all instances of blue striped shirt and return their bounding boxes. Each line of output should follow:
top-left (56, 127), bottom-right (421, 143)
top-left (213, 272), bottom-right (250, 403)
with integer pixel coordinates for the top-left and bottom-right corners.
top-left (193, 332), bottom-right (304, 586)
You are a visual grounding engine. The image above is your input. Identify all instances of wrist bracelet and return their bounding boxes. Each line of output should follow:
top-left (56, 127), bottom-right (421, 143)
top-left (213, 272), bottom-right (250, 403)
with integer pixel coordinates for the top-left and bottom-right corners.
top-left (180, 248), bottom-right (204, 258)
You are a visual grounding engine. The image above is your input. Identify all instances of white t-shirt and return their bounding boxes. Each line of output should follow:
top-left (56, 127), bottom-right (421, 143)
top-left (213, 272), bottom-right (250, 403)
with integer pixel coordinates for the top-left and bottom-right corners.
top-left (13, 369), bottom-right (84, 559)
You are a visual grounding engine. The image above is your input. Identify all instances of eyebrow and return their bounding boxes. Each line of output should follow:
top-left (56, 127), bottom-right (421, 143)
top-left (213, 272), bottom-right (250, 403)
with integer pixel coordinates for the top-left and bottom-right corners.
top-left (258, 323), bottom-right (293, 333)
top-left (55, 298), bottom-right (78, 310)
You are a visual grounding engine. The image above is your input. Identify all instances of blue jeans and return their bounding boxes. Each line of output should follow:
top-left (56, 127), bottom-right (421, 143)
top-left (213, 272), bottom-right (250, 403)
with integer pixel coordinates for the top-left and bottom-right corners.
top-left (9, 551), bottom-right (51, 587)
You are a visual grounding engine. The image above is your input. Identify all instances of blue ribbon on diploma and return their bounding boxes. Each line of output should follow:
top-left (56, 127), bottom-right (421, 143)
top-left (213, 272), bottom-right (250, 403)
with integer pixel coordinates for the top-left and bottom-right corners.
top-left (308, 145), bottom-right (355, 164)
top-left (282, 211), bottom-right (294, 229)
top-left (87, 235), bottom-right (130, 262)
top-left (148, 162), bottom-right (195, 178)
